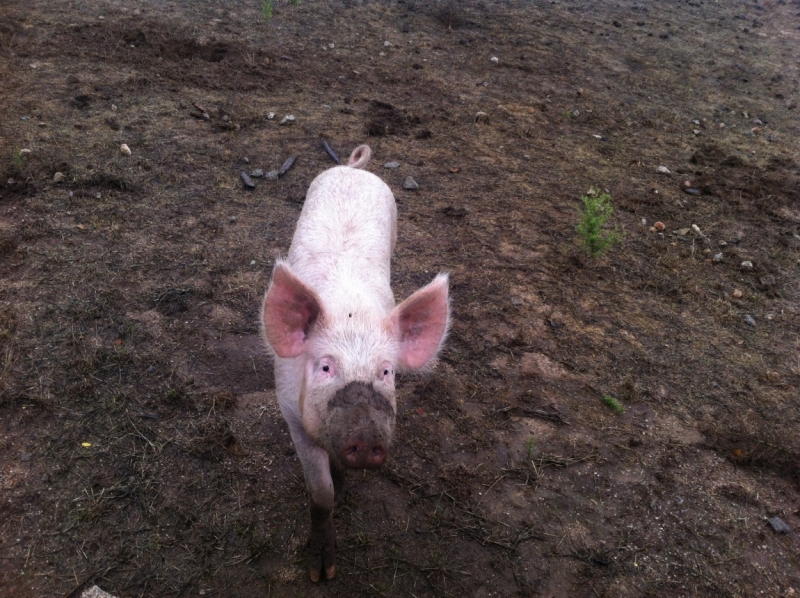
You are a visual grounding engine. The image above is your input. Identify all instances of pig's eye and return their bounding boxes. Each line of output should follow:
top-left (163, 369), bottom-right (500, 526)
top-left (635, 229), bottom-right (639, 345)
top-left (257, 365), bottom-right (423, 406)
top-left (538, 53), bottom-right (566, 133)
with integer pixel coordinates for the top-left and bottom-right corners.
top-left (316, 357), bottom-right (335, 378)
top-left (379, 363), bottom-right (394, 382)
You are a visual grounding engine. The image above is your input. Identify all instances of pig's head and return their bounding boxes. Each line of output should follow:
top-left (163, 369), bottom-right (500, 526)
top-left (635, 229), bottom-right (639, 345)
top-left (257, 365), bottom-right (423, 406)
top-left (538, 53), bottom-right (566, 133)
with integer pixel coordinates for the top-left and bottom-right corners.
top-left (262, 261), bottom-right (449, 470)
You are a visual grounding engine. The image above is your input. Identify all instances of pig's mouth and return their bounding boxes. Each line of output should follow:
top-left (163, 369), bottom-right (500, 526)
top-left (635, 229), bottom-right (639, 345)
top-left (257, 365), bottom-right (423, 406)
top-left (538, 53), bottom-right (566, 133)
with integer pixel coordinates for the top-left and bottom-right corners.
top-left (326, 382), bottom-right (395, 470)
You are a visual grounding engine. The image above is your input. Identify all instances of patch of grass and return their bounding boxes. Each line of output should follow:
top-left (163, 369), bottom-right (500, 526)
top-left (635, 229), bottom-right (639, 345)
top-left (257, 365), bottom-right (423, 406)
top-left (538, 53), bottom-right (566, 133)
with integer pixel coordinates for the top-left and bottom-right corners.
top-left (261, 0), bottom-right (273, 21)
top-left (602, 394), bottom-right (624, 414)
top-left (576, 188), bottom-right (622, 257)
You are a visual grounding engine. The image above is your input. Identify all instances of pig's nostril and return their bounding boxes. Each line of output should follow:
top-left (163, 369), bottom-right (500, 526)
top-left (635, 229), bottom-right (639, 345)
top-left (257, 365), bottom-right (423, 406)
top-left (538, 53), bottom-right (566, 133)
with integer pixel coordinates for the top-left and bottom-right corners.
top-left (341, 434), bottom-right (387, 469)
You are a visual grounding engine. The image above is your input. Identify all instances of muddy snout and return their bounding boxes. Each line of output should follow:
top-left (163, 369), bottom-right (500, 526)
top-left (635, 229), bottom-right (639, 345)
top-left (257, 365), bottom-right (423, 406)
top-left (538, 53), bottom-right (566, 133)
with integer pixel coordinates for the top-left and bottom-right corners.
top-left (327, 382), bottom-right (395, 470)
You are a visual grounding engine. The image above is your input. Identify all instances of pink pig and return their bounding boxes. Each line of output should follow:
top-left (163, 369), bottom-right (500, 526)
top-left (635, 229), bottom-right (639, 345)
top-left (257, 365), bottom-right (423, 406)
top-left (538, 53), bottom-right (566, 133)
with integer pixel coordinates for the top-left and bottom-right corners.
top-left (261, 145), bottom-right (450, 582)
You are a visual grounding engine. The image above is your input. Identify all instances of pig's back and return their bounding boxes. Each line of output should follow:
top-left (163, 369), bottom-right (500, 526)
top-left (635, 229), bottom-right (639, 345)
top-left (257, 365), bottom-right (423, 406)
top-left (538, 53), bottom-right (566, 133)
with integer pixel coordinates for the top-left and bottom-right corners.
top-left (287, 166), bottom-right (397, 311)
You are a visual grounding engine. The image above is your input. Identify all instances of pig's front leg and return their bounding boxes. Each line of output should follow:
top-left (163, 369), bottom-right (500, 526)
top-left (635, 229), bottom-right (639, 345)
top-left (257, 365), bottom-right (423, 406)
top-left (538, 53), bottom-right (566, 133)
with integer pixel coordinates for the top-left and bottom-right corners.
top-left (287, 422), bottom-right (338, 582)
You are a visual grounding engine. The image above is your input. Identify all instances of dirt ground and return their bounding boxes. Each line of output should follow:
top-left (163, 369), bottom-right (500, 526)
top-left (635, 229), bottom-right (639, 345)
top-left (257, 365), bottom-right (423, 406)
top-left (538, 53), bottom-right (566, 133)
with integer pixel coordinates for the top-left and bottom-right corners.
top-left (1, 0), bottom-right (799, 596)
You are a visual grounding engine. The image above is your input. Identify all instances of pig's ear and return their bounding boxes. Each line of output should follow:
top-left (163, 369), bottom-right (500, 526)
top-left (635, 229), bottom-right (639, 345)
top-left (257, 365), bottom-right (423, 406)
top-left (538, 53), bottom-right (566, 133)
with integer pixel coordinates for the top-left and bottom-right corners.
top-left (391, 273), bottom-right (450, 370)
top-left (262, 261), bottom-right (325, 358)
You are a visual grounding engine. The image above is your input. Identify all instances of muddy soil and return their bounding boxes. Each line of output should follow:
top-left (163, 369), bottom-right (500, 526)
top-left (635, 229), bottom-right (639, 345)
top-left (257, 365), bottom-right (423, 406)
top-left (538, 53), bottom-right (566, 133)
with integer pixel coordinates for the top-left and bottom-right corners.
top-left (1, 0), bottom-right (799, 596)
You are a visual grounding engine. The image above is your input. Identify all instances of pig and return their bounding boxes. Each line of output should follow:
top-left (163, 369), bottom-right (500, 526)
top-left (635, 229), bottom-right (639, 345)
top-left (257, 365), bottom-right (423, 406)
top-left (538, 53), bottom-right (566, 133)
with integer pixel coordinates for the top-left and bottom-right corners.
top-left (260, 145), bottom-right (450, 582)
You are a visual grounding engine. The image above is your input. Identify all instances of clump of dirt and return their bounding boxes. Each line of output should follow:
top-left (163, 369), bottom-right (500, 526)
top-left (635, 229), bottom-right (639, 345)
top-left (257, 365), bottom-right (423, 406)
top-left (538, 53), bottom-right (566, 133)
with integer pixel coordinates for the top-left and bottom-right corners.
top-left (365, 100), bottom-right (420, 137)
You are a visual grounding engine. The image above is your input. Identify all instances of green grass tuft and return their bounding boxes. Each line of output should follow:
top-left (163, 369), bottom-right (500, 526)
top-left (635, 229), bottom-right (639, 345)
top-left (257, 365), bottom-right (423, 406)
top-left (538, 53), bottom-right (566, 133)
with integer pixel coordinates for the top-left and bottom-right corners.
top-left (602, 394), bottom-right (624, 413)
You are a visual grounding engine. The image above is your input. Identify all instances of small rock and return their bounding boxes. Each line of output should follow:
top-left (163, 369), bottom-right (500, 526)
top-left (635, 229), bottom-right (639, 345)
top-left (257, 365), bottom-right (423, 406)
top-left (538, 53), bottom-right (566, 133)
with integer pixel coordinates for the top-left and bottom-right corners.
top-left (80, 585), bottom-right (118, 598)
top-left (384, 40), bottom-right (392, 47)
top-left (490, 56), bottom-right (499, 64)
top-left (20, 452), bottom-right (33, 462)
top-left (94, 192), bottom-right (102, 199)
top-left (384, 161), bottom-right (401, 169)
top-left (322, 140), bottom-right (340, 164)
top-left (648, 226), bottom-right (656, 233)
top-left (673, 228), bottom-right (691, 236)
top-left (713, 253), bottom-right (723, 262)
top-left (267, 112), bottom-right (275, 120)
top-left (19, 148), bottom-right (32, 156)
top-left (279, 115), bottom-right (295, 125)
top-left (740, 260), bottom-right (754, 270)
top-left (53, 172), bottom-right (65, 183)
top-left (656, 165), bottom-right (671, 174)
top-left (474, 111), bottom-right (489, 124)
top-left (240, 172), bottom-right (256, 189)
top-left (732, 289), bottom-right (743, 299)
top-left (250, 169), bottom-right (265, 178)
top-left (744, 315), bottom-right (756, 327)
top-left (278, 156), bottom-right (296, 177)
top-left (120, 143), bottom-right (131, 156)
top-left (229, 216), bottom-right (237, 223)
top-left (146, 365), bottom-right (157, 373)
top-left (684, 188), bottom-right (701, 196)
top-left (250, 260), bottom-right (256, 266)
top-left (719, 240), bottom-right (727, 247)
top-left (654, 221), bottom-right (665, 231)
top-left (265, 170), bottom-right (279, 180)
top-left (403, 176), bottom-right (419, 190)
top-left (242, 157), bottom-right (250, 164)
top-left (768, 517), bottom-right (791, 534)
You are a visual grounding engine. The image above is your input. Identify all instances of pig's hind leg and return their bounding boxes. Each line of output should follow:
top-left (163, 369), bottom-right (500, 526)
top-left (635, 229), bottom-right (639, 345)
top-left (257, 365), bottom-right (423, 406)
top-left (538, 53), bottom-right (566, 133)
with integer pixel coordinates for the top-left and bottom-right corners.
top-left (288, 424), bottom-right (338, 581)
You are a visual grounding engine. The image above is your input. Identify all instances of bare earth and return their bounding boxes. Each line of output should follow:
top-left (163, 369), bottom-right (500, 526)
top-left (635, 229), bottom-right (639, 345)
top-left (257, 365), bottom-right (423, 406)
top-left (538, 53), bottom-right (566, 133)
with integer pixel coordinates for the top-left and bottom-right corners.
top-left (1, 0), bottom-right (799, 596)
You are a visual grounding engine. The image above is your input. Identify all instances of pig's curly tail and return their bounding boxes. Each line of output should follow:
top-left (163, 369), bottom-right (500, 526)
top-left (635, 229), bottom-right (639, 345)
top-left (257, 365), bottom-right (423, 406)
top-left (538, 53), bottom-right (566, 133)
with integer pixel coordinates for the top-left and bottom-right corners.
top-left (347, 145), bottom-right (371, 169)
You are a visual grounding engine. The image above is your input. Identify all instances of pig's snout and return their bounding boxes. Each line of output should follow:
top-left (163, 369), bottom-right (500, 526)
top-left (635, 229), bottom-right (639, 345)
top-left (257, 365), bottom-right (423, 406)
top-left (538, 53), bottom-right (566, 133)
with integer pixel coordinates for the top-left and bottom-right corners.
top-left (341, 431), bottom-right (387, 469)
top-left (327, 382), bottom-right (395, 470)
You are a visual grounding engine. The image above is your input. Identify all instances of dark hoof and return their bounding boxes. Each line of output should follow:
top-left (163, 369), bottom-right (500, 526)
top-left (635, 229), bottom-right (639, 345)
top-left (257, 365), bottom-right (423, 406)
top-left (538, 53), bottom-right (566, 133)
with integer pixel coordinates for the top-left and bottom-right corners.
top-left (309, 564), bottom-right (336, 583)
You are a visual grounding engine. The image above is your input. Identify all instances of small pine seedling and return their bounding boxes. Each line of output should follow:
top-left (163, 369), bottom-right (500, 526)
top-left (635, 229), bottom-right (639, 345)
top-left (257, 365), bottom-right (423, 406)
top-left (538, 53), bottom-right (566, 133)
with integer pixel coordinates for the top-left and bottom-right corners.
top-left (261, 0), bottom-right (273, 21)
top-left (576, 187), bottom-right (622, 257)
top-left (525, 434), bottom-right (536, 460)
top-left (602, 394), bottom-right (624, 413)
